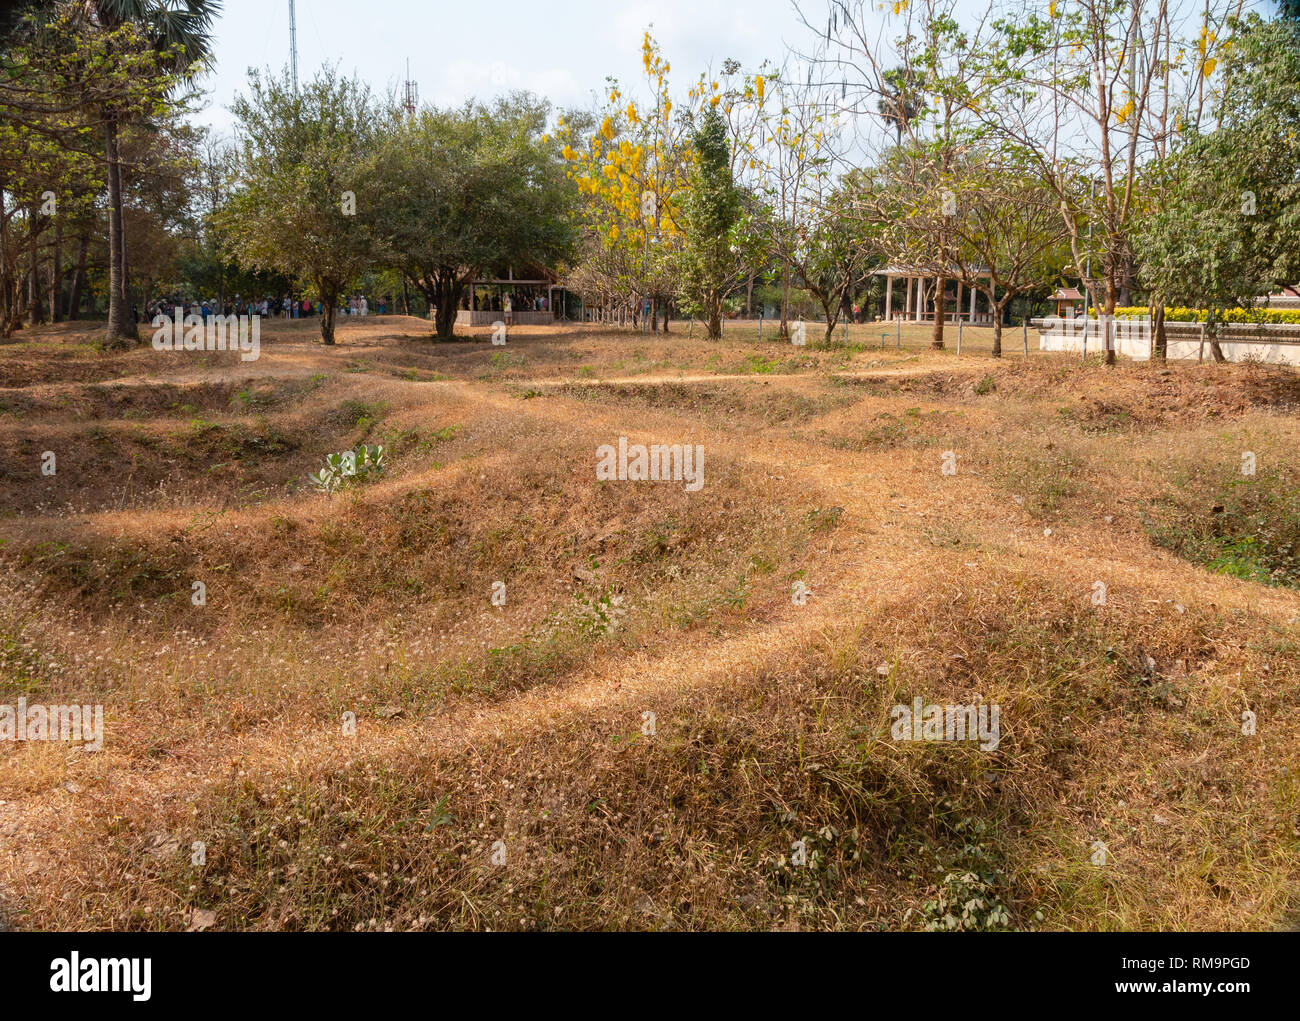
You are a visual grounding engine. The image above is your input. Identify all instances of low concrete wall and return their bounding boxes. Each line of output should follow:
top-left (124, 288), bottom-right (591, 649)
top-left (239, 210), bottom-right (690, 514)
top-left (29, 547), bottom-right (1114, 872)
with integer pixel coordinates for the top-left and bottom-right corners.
top-left (1032, 318), bottom-right (1300, 366)
top-left (455, 310), bottom-right (554, 327)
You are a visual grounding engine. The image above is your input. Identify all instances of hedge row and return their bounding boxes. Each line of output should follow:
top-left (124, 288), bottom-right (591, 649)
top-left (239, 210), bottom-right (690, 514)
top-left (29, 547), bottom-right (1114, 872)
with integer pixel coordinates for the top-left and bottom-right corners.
top-left (1113, 305), bottom-right (1300, 325)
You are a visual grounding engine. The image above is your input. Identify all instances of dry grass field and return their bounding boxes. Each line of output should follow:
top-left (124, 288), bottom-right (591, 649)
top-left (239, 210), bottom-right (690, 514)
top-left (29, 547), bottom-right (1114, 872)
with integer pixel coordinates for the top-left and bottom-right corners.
top-left (1, 313), bottom-right (1297, 931)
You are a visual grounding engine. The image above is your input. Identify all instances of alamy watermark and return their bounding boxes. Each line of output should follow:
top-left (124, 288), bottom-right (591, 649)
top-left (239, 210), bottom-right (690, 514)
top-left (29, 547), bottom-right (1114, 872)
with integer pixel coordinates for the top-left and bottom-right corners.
top-left (50, 953), bottom-right (149, 1001)
top-left (1044, 313), bottom-right (1152, 352)
top-left (151, 309), bottom-right (260, 362)
top-left (1, 698), bottom-right (103, 751)
top-left (890, 697), bottom-right (1000, 751)
top-left (595, 437), bottom-right (704, 492)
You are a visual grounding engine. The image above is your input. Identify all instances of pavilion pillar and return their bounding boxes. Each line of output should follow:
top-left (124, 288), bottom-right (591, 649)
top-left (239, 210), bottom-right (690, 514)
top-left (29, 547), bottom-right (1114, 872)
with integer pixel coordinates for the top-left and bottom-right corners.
top-left (885, 276), bottom-right (894, 320)
top-left (970, 282), bottom-right (977, 322)
top-left (915, 277), bottom-right (923, 322)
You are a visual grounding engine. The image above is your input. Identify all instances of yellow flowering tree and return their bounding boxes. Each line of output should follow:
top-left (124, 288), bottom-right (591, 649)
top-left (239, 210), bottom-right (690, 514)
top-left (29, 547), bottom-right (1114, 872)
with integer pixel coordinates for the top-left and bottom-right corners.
top-left (560, 33), bottom-right (773, 330)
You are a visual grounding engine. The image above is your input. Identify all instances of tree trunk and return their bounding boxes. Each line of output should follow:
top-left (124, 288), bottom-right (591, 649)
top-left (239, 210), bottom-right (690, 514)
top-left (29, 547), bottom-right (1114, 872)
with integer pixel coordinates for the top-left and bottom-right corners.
top-left (2, 217), bottom-right (19, 332)
top-left (1103, 276), bottom-right (1118, 365)
top-left (930, 274), bottom-right (946, 349)
top-left (417, 282), bottom-right (440, 333)
top-left (706, 292), bottom-right (722, 340)
top-left (0, 261), bottom-right (11, 335)
top-left (27, 204), bottom-right (43, 326)
top-left (104, 118), bottom-right (135, 344)
top-left (1207, 321), bottom-right (1226, 363)
top-left (68, 232), bottom-right (88, 319)
top-left (779, 267), bottom-right (790, 340)
top-left (0, 180), bottom-right (11, 337)
top-left (661, 299), bottom-right (669, 334)
top-left (49, 218), bottom-right (63, 322)
top-left (433, 272), bottom-right (464, 339)
top-left (990, 299), bottom-right (1004, 358)
top-left (1152, 304), bottom-right (1166, 362)
top-left (821, 295), bottom-right (837, 342)
top-left (318, 281), bottom-right (337, 344)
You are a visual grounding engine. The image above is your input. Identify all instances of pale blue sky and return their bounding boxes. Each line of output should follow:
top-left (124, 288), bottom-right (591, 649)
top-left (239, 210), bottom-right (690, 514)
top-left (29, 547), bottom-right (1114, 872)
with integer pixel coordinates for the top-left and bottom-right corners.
top-left (190, 0), bottom-right (1285, 140)
top-left (192, 0), bottom-right (818, 135)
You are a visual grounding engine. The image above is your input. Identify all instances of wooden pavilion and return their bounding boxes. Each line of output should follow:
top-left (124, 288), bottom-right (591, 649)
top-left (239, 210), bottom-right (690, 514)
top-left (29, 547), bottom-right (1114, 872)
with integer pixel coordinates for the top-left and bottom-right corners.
top-left (455, 265), bottom-right (562, 326)
top-left (874, 266), bottom-right (995, 324)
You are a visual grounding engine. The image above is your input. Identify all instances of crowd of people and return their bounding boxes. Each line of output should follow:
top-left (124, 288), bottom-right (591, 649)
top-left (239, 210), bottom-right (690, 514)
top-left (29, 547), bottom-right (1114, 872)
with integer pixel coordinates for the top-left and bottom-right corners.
top-left (464, 288), bottom-right (549, 313)
top-left (136, 288), bottom-right (560, 326)
top-left (141, 294), bottom-right (391, 323)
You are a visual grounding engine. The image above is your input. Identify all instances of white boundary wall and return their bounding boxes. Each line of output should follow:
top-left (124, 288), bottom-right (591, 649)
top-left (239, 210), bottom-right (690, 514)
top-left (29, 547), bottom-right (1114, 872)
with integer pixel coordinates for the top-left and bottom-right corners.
top-left (1032, 317), bottom-right (1300, 366)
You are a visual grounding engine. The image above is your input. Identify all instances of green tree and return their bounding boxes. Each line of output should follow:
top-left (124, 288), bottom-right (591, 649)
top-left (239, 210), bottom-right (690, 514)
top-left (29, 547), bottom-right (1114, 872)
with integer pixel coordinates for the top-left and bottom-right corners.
top-left (221, 66), bottom-right (378, 345)
top-left (64, 0), bottom-right (221, 344)
top-left (947, 148), bottom-right (1071, 357)
top-left (876, 66), bottom-right (925, 145)
top-left (803, 176), bottom-right (878, 342)
top-left (364, 94), bottom-right (576, 340)
top-left (676, 106), bottom-right (744, 339)
top-left (1132, 14), bottom-right (1300, 361)
top-left (0, 7), bottom-right (115, 333)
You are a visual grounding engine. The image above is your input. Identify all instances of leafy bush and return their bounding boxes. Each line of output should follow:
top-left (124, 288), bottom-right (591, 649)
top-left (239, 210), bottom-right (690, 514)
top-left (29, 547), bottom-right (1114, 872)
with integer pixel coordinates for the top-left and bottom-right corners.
top-left (1144, 466), bottom-right (1300, 589)
top-left (916, 868), bottom-right (1013, 931)
top-left (907, 817), bottom-right (1015, 931)
top-left (573, 587), bottom-right (626, 637)
top-left (336, 399), bottom-right (389, 426)
top-left (309, 444), bottom-right (387, 498)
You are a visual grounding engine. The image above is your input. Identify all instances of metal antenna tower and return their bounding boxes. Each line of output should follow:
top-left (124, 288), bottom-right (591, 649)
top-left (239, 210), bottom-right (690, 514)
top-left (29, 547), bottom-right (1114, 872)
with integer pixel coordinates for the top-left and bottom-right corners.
top-left (403, 59), bottom-right (418, 116)
top-left (289, 0), bottom-right (299, 90)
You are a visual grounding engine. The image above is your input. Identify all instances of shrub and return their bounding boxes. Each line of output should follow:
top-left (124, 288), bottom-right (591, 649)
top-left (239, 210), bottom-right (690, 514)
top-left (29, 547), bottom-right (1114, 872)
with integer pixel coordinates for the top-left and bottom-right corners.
top-left (308, 444), bottom-right (387, 498)
top-left (1144, 465), bottom-right (1300, 589)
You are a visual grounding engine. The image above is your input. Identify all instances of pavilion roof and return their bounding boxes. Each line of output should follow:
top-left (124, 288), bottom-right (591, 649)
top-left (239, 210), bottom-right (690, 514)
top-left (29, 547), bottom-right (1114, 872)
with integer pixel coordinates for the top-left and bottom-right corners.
top-left (875, 265), bottom-right (991, 277)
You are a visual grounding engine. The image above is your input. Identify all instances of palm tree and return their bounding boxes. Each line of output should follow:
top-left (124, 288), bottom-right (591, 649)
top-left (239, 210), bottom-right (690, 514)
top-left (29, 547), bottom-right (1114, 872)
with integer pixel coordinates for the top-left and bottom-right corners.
top-left (0, 1), bottom-right (54, 44)
top-left (877, 67), bottom-right (924, 145)
top-left (67, 1), bottom-right (220, 343)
